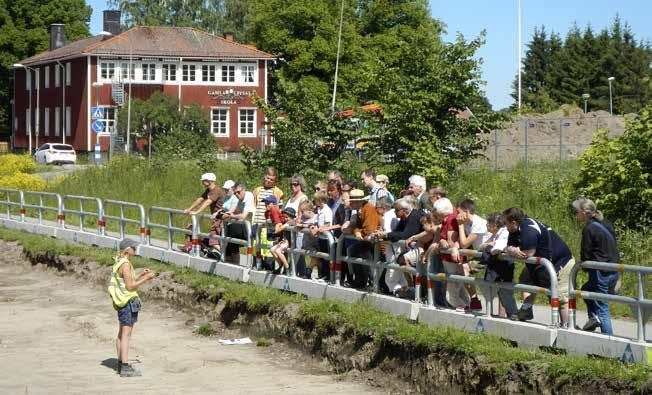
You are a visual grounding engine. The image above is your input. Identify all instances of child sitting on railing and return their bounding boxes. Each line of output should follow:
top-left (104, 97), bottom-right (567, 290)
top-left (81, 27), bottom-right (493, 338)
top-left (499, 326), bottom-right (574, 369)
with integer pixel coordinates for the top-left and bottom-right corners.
top-left (269, 207), bottom-right (297, 275)
top-left (478, 212), bottom-right (518, 319)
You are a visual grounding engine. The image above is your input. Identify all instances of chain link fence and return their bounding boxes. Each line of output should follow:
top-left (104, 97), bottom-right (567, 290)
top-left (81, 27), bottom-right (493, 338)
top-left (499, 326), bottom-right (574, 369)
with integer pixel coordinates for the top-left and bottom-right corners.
top-left (472, 115), bottom-right (629, 170)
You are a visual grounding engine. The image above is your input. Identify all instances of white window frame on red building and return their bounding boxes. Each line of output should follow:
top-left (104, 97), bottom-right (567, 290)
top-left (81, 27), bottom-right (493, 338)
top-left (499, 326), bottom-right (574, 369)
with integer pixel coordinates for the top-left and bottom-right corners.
top-left (238, 108), bottom-right (256, 137)
top-left (210, 107), bottom-right (230, 137)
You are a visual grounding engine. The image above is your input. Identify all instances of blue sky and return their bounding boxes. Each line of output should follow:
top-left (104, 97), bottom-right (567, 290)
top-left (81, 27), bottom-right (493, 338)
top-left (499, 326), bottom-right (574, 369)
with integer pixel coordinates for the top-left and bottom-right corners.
top-left (87, 0), bottom-right (652, 109)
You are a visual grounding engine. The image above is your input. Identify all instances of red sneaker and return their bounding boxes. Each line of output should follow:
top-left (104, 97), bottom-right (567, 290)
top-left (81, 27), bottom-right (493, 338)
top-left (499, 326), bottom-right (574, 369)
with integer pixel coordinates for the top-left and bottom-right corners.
top-left (470, 297), bottom-right (483, 311)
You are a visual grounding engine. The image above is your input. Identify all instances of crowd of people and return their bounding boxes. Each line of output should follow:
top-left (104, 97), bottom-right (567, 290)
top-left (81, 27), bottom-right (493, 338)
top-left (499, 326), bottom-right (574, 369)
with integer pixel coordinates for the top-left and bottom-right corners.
top-left (182, 167), bottom-right (621, 333)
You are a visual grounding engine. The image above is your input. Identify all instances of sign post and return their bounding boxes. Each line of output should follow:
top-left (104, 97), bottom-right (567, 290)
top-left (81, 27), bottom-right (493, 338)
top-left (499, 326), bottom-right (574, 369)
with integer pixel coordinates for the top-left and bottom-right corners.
top-left (94, 143), bottom-right (101, 165)
top-left (258, 127), bottom-right (266, 152)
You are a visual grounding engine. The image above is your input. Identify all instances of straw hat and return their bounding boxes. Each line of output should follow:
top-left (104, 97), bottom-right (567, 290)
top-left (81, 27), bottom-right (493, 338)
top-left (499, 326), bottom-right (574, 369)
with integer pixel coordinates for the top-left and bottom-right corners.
top-left (348, 189), bottom-right (369, 201)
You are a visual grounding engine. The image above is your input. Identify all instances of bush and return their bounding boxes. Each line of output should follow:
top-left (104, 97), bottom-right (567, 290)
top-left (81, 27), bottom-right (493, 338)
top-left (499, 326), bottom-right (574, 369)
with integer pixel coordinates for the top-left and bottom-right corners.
top-left (0, 154), bottom-right (36, 176)
top-left (576, 105), bottom-right (652, 228)
top-left (0, 172), bottom-right (46, 191)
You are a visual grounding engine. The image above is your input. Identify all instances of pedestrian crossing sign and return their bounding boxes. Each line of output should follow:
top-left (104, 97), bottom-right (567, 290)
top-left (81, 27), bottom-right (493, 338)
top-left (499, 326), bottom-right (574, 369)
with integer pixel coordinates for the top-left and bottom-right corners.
top-left (91, 106), bottom-right (105, 120)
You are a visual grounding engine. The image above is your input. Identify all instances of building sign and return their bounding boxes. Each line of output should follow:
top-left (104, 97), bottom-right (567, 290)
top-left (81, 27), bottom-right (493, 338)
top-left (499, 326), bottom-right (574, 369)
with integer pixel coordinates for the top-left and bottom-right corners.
top-left (208, 89), bottom-right (255, 105)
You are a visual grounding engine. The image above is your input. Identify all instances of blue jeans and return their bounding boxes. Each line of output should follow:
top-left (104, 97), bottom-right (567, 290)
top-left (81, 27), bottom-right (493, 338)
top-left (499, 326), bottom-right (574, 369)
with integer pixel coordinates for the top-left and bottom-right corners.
top-left (582, 269), bottom-right (620, 335)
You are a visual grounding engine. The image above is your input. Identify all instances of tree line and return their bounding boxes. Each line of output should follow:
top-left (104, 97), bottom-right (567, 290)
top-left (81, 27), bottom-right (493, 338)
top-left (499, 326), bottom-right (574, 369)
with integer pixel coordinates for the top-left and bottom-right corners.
top-left (513, 16), bottom-right (652, 114)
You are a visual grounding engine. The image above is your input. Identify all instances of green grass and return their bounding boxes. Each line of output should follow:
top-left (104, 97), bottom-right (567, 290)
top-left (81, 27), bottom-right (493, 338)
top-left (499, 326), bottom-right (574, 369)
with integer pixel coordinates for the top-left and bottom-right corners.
top-left (256, 337), bottom-right (272, 347)
top-left (0, 226), bottom-right (650, 389)
top-left (194, 323), bottom-right (216, 337)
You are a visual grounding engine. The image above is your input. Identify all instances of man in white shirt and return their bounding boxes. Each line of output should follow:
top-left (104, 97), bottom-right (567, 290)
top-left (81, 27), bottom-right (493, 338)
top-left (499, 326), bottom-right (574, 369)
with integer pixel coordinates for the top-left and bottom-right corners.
top-left (223, 182), bottom-right (255, 262)
top-left (456, 199), bottom-right (490, 311)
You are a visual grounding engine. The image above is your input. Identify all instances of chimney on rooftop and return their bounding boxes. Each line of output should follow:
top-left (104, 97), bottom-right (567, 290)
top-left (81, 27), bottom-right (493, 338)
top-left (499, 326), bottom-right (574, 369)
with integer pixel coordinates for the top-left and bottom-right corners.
top-left (50, 24), bottom-right (65, 51)
top-left (223, 32), bottom-right (234, 42)
top-left (103, 10), bottom-right (122, 36)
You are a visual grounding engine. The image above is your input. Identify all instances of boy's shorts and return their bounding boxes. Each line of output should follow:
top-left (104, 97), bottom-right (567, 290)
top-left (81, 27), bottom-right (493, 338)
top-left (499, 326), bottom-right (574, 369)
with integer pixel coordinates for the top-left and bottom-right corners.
top-left (117, 298), bottom-right (141, 326)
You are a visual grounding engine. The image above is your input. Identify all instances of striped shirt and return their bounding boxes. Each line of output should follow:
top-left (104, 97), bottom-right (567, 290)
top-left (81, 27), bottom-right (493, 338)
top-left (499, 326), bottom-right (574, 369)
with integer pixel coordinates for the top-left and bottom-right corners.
top-left (252, 186), bottom-right (284, 225)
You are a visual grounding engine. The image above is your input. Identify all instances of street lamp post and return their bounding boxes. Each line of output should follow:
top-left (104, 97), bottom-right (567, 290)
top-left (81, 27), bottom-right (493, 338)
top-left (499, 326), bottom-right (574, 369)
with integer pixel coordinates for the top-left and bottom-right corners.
top-left (517, 0), bottom-right (522, 110)
top-left (582, 93), bottom-right (590, 114)
top-left (608, 77), bottom-right (615, 115)
top-left (13, 63), bottom-right (39, 153)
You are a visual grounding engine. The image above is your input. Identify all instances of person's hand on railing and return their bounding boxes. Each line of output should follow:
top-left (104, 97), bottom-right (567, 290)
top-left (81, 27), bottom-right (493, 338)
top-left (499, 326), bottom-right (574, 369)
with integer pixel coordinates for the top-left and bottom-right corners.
top-left (450, 247), bottom-right (460, 263)
top-left (505, 246), bottom-right (528, 259)
top-left (439, 239), bottom-right (449, 250)
top-left (353, 231), bottom-right (364, 240)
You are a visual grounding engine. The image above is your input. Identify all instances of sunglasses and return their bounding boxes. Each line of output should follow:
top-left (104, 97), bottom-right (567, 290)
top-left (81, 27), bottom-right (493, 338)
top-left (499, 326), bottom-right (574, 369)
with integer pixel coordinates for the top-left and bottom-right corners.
top-left (314, 187), bottom-right (322, 191)
top-left (234, 190), bottom-right (244, 195)
top-left (291, 182), bottom-right (300, 187)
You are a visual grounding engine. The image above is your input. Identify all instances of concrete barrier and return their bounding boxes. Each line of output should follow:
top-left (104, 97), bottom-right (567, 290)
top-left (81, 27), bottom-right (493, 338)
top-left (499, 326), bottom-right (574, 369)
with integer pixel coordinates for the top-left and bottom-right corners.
top-left (139, 244), bottom-right (190, 268)
top-left (418, 305), bottom-right (557, 348)
top-left (266, 275), bottom-right (328, 299)
top-left (323, 285), bottom-right (367, 304)
top-left (556, 329), bottom-right (652, 364)
top-left (365, 293), bottom-right (420, 320)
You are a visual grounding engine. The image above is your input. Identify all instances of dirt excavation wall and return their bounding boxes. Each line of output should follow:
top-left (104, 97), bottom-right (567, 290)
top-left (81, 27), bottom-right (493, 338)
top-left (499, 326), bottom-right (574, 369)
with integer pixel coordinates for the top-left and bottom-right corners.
top-left (8, 241), bottom-right (649, 395)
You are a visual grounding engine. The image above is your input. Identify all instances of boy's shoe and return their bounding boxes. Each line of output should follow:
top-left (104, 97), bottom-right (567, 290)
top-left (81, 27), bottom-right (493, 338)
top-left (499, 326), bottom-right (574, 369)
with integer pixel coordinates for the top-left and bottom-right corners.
top-left (582, 316), bottom-right (601, 332)
top-left (455, 305), bottom-right (470, 313)
top-left (469, 297), bottom-right (483, 311)
top-left (119, 364), bottom-right (142, 377)
top-left (516, 306), bottom-right (534, 321)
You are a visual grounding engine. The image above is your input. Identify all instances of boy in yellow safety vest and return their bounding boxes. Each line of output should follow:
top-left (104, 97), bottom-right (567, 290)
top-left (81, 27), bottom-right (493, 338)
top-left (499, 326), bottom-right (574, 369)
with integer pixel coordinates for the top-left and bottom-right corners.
top-left (108, 239), bottom-right (156, 377)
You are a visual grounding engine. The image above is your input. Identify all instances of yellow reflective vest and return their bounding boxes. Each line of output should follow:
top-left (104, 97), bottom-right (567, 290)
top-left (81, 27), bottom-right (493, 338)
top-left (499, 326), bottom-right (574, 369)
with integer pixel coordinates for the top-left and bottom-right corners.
top-left (108, 256), bottom-right (139, 308)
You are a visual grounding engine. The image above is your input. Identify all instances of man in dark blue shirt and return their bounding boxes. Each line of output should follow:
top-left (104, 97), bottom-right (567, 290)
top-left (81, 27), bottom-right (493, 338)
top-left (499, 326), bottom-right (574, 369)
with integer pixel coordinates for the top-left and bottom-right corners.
top-left (503, 207), bottom-right (576, 326)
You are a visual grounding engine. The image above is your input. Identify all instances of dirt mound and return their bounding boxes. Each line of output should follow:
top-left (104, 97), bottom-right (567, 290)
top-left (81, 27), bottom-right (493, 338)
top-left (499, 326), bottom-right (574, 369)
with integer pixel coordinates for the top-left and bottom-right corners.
top-left (475, 108), bottom-right (635, 168)
top-left (11, 241), bottom-right (650, 394)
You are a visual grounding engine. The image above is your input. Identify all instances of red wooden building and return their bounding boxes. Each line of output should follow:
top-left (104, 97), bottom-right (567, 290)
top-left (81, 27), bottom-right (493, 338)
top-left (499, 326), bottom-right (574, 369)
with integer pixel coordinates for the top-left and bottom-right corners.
top-left (12, 11), bottom-right (275, 154)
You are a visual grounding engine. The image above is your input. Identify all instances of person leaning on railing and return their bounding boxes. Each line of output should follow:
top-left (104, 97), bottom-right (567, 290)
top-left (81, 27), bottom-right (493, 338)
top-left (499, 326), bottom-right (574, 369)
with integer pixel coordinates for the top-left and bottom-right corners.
top-left (373, 197), bottom-right (426, 298)
top-left (478, 213), bottom-right (518, 319)
top-left (572, 197), bottom-right (621, 335)
top-left (433, 198), bottom-right (470, 312)
top-left (222, 182), bottom-right (255, 262)
top-left (503, 207), bottom-right (576, 327)
top-left (182, 172), bottom-right (224, 253)
top-left (456, 199), bottom-right (490, 312)
top-left (342, 189), bottom-right (381, 289)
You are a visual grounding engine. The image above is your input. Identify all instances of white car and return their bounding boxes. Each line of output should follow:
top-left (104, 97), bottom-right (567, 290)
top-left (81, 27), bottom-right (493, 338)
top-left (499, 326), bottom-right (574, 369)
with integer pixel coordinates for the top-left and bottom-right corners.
top-left (34, 144), bottom-right (77, 165)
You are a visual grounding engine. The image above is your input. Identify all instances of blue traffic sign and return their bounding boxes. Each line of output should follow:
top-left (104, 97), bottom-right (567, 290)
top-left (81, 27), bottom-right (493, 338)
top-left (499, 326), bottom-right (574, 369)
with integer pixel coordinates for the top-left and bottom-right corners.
top-left (91, 106), bottom-right (105, 120)
top-left (92, 120), bottom-right (104, 133)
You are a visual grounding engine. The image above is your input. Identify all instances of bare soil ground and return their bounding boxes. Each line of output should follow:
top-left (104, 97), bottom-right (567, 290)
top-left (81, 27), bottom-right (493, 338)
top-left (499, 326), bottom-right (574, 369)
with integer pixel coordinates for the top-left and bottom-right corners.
top-left (0, 253), bottom-right (379, 394)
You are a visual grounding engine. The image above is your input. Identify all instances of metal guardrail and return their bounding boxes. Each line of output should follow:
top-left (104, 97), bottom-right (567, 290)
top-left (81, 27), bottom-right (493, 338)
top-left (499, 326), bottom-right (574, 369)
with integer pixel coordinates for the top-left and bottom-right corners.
top-left (22, 191), bottom-right (64, 227)
top-left (0, 188), bottom-right (25, 221)
top-left (286, 226), bottom-right (336, 278)
top-left (196, 215), bottom-right (253, 263)
top-left (569, 261), bottom-right (652, 341)
top-left (435, 248), bottom-right (560, 326)
top-left (62, 195), bottom-right (105, 235)
top-left (335, 234), bottom-right (424, 303)
top-left (147, 207), bottom-right (199, 256)
top-left (103, 200), bottom-right (146, 242)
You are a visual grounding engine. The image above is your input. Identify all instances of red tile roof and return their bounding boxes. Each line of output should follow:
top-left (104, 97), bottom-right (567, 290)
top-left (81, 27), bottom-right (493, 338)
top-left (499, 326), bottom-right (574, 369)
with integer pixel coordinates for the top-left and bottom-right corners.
top-left (21, 26), bottom-right (274, 65)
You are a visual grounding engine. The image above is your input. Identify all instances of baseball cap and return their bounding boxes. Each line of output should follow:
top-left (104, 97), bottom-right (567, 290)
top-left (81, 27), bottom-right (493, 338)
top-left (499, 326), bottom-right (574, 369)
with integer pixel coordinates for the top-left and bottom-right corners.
top-left (119, 238), bottom-right (139, 252)
top-left (282, 207), bottom-right (296, 218)
top-left (201, 173), bottom-right (217, 182)
top-left (222, 179), bottom-right (235, 189)
top-left (262, 195), bottom-right (278, 204)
